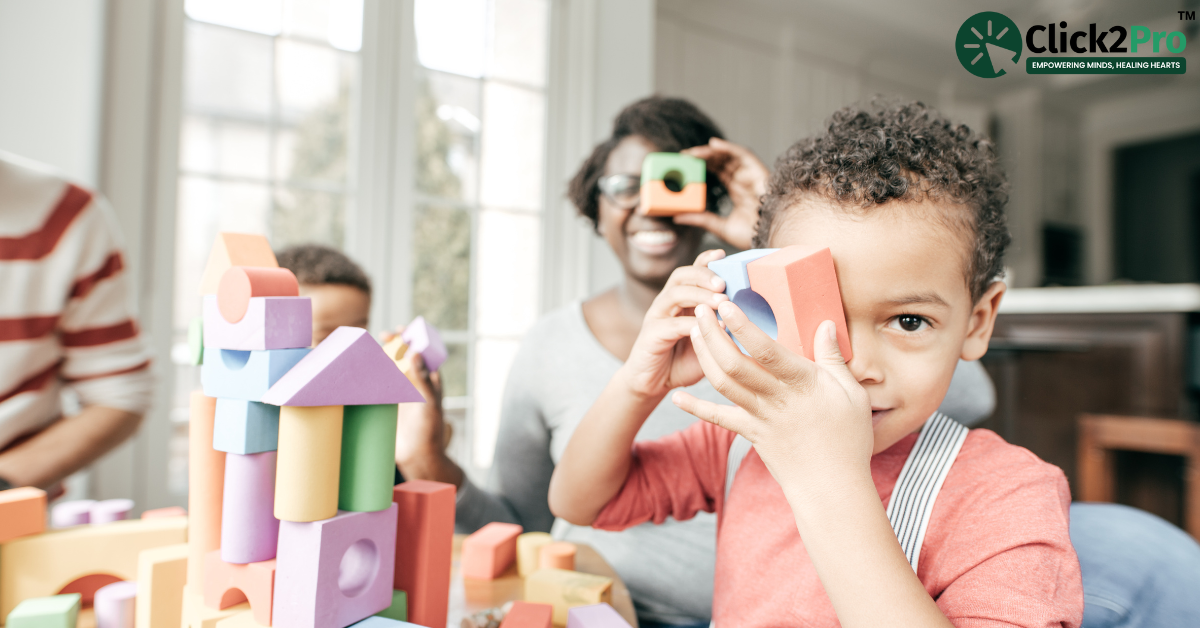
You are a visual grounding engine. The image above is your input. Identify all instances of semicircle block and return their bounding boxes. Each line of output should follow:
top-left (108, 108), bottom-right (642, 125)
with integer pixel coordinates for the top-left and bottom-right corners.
top-left (218, 267), bottom-right (300, 324)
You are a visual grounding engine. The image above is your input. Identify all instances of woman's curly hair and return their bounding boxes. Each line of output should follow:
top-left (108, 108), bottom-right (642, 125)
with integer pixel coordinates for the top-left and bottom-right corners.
top-left (755, 100), bottom-right (1011, 303)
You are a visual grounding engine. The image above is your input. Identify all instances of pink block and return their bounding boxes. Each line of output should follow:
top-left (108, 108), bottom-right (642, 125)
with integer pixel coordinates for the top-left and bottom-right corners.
top-left (51, 499), bottom-right (95, 527)
top-left (565, 604), bottom-right (630, 628)
top-left (274, 504), bottom-right (398, 628)
top-left (461, 522), bottom-right (522, 580)
top-left (94, 580), bottom-right (138, 628)
top-left (91, 499), bottom-right (134, 524)
top-left (400, 316), bottom-right (447, 372)
top-left (221, 451), bottom-right (280, 564)
top-left (261, 326), bottom-right (424, 406)
top-left (203, 295), bottom-right (313, 351)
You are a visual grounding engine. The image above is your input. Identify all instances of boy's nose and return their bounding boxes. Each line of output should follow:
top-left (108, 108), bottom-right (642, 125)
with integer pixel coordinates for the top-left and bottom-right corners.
top-left (844, 327), bottom-right (883, 385)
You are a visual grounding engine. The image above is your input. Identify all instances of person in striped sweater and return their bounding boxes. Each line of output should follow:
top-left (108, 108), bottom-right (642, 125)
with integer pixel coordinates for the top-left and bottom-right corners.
top-left (0, 151), bottom-right (153, 493)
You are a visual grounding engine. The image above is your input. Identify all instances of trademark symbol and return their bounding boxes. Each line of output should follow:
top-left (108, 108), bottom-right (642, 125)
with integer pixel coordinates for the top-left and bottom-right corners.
top-left (1181, 10), bottom-right (1196, 20)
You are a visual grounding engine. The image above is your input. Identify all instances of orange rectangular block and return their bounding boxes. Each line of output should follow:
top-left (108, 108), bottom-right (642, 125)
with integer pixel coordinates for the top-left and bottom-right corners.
top-left (189, 392), bottom-right (226, 592)
top-left (393, 480), bottom-right (455, 628)
top-left (461, 522), bottom-right (522, 580)
top-left (203, 551), bottom-right (275, 626)
top-left (745, 245), bottom-right (852, 362)
top-left (499, 601), bottom-right (553, 628)
top-left (639, 180), bottom-right (706, 217)
top-left (0, 487), bottom-right (46, 543)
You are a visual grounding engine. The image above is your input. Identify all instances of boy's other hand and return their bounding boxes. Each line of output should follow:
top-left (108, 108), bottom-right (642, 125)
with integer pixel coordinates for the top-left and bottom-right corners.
top-left (673, 301), bottom-right (874, 494)
top-left (677, 138), bottom-right (768, 250)
top-left (395, 352), bottom-right (462, 486)
top-left (621, 249), bottom-right (730, 401)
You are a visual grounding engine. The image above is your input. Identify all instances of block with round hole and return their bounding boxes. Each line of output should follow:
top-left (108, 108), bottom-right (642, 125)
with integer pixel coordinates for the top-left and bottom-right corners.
top-left (273, 504), bottom-right (398, 628)
top-left (638, 152), bottom-right (706, 216)
top-left (201, 347), bottom-right (310, 401)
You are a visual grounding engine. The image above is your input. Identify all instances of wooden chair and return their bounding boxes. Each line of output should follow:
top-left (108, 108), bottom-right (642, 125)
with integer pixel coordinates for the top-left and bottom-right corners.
top-left (1077, 414), bottom-right (1200, 539)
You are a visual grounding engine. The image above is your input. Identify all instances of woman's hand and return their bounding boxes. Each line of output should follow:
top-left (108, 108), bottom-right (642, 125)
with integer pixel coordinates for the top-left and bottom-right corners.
top-left (620, 249), bottom-right (730, 401)
top-left (678, 138), bottom-right (770, 250)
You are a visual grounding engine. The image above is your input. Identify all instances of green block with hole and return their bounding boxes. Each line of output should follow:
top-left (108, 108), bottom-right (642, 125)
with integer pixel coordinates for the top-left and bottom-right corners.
top-left (375, 590), bottom-right (408, 622)
top-left (338, 403), bottom-right (400, 512)
top-left (5, 594), bottom-right (81, 628)
top-left (639, 152), bottom-right (706, 187)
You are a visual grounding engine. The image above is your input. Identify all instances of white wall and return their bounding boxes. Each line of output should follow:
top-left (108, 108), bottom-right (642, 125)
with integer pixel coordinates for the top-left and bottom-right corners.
top-left (0, 0), bottom-right (107, 187)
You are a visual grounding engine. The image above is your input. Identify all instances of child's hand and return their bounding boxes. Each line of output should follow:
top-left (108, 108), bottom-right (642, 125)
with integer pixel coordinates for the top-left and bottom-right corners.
top-left (673, 301), bottom-right (873, 494)
top-left (620, 249), bottom-right (730, 400)
top-left (677, 138), bottom-right (769, 250)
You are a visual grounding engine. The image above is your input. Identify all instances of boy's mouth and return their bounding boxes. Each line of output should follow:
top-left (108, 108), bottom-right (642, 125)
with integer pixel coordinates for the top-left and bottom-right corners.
top-left (870, 408), bottom-right (893, 425)
top-left (628, 228), bottom-right (678, 255)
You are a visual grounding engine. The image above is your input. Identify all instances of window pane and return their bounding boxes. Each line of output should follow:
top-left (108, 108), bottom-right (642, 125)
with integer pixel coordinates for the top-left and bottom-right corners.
top-left (488, 0), bottom-right (548, 87)
top-left (472, 338), bottom-right (520, 468)
top-left (184, 22), bottom-right (273, 118)
top-left (327, 0), bottom-right (364, 51)
top-left (475, 209), bottom-right (539, 337)
top-left (283, 0), bottom-right (330, 40)
top-left (186, 0), bottom-right (283, 35)
top-left (276, 39), bottom-right (344, 119)
top-left (278, 70), bottom-right (356, 187)
top-left (479, 82), bottom-right (544, 210)
top-left (414, 0), bottom-right (487, 78)
top-left (440, 343), bottom-right (469, 398)
top-left (413, 204), bottom-right (472, 331)
top-left (417, 72), bottom-right (480, 202)
top-left (273, 187), bottom-right (345, 249)
top-left (180, 116), bottom-right (271, 179)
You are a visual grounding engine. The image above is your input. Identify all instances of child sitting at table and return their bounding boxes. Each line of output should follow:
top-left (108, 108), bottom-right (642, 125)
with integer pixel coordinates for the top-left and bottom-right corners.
top-left (548, 101), bottom-right (1083, 627)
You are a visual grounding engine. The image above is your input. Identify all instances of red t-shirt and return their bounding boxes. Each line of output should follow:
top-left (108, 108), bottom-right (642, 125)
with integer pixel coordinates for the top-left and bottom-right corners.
top-left (593, 422), bottom-right (1083, 627)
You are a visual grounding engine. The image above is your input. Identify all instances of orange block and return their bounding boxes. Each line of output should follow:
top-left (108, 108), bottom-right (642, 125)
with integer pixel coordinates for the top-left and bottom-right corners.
top-left (393, 480), bottom-right (455, 628)
top-left (499, 601), bottom-right (553, 628)
top-left (142, 506), bottom-right (187, 520)
top-left (216, 267), bottom-right (299, 323)
top-left (188, 392), bottom-right (226, 592)
top-left (199, 233), bottom-right (278, 295)
top-left (203, 551), bottom-right (275, 626)
top-left (746, 246), bottom-right (852, 362)
top-left (0, 487), bottom-right (46, 543)
top-left (461, 522), bottom-right (523, 580)
top-left (639, 180), bottom-right (706, 217)
top-left (537, 542), bottom-right (576, 572)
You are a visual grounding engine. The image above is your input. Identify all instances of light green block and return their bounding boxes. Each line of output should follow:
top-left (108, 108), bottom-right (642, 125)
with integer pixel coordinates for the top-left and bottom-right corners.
top-left (188, 316), bottom-right (204, 365)
top-left (375, 590), bottom-right (407, 622)
top-left (6, 594), bottom-right (81, 628)
top-left (640, 152), bottom-right (706, 187)
top-left (338, 403), bottom-right (399, 511)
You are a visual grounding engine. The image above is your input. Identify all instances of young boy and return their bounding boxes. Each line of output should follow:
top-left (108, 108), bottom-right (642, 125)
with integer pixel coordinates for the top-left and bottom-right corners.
top-left (276, 244), bottom-right (373, 345)
top-left (549, 102), bottom-right (1083, 627)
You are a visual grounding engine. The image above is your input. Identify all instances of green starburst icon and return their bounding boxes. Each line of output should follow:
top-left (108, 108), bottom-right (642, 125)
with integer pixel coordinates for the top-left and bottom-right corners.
top-left (956, 12), bottom-right (1022, 78)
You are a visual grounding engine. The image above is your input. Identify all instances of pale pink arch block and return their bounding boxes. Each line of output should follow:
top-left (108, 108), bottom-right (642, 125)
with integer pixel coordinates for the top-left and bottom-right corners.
top-left (400, 316), bottom-right (447, 372)
top-left (273, 504), bottom-right (398, 628)
top-left (261, 326), bottom-right (424, 406)
top-left (220, 451), bottom-right (280, 564)
top-left (94, 580), bottom-right (138, 628)
top-left (203, 295), bottom-right (312, 351)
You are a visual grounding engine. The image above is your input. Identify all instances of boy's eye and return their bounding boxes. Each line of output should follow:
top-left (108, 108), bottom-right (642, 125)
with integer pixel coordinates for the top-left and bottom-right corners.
top-left (891, 315), bottom-right (929, 333)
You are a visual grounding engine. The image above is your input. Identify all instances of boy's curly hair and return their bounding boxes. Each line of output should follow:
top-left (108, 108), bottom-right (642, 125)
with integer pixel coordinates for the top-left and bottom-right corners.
top-left (276, 244), bottom-right (372, 296)
top-left (755, 100), bottom-right (1010, 303)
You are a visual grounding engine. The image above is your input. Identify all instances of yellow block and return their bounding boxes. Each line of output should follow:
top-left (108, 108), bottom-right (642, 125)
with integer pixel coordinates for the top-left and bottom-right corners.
top-left (213, 609), bottom-right (268, 628)
top-left (382, 337), bottom-right (408, 362)
top-left (523, 569), bottom-right (612, 626)
top-left (516, 532), bottom-right (553, 577)
top-left (137, 544), bottom-right (188, 628)
top-left (0, 517), bottom-right (188, 623)
top-left (181, 588), bottom-right (247, 628)
top-left (275, 405), bottom-right (343, 522)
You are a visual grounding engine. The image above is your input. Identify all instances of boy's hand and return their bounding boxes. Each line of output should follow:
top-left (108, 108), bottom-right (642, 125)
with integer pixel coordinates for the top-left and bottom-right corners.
top-left (673, 301), bottom-right (873, 492)
top-left (620, 249), bottom-right (730, 400)
top-left (677, 138), bottom-right (769, 250)
top-left (390, 336), bottom-right (463, 487)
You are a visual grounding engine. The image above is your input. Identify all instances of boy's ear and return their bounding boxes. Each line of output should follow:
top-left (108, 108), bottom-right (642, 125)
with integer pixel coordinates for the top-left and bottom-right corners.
top-left (961, 281), bottom-right (1006, 361)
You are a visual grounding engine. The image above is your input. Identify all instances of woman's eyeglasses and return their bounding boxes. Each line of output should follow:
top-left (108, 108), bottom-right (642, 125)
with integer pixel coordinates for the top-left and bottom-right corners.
top-left (597, 174), bottom-right (641, 210)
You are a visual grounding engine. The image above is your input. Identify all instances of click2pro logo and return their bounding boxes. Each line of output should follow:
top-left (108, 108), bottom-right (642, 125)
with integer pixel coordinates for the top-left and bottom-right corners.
top-left (956, 12), bottom-right (1023, 78)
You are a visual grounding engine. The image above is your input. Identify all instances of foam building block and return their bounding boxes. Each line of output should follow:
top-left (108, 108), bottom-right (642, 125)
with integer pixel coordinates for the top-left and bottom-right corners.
top-left (213, 610), bottom-right (268, 628)
top-left (0, 518), bottom-right (187, 621)
top-left (351, 618), bottom-right (420, 628)
top-left (201, 348), bottom-right (311, 401)
top-left (91, 499), bottom-right (134, 525)
top-left (274, 405), bottom-right (343, 523)
top-left (203, 296), bottom-right (312, 352)
top-left (708, 249), bottom-right (779, 353)
top-left (221, 452), bottom-right (279, 563)
top-left (392, 481), bottom-right (454, 628)
top-left (5, 594), bottom-right (81, 628)
top-left (461, 522), bottom-right (523, 580)
top-left (339, 404), bottom-right (399, 512)
top-left (141, 506), bottom-right (187, 520)
top-left (218, 267), bottom-right (300, 324)
top-left (273, 505), bottom-right (398, 628)
top-left (399, 317), bottom-right (446, 372)
top-left (638, 153), bottom-right (706, 216)
top-left (199, 233), bottom-right (278, 296)
top-left (190, 317), bottom-right (205, 365)
top-left (374, 591), bottom-right (406, 622)
top-left (214, 399), bottom-right (280, 455)
top-left (565, 604), bottom-right (630, 628)
top-left (745, 245), bottom-right (853, 362)
top-left (50, 499), bottom-right (94, 528)
top-left (261, 327), bottom-right (424, 407)
top-left (516, 532), bottom-right (553, 577)
top-left (183, 588), bottom-right (248, 628)
top-left (189, 392), bottom-right (226, 592)
top-left (203, 552), bottom-right (275, 626)
top-left (381, 337), bottom-right (407, 363)
top-left (135, 544), bottom-right (187, 628)
top-left (93, 581), bottom-right (137, 628)
top-left (523, 571), bottom-right (612, 627)
top-left (499, 602), bottom-right (553, 628)
top-left (0, 487), bottom-right (46, 542)
top-left (538, 542), bottom-right (576, 571)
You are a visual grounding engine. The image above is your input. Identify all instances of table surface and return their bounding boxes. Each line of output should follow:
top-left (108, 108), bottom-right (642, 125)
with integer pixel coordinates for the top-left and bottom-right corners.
top-left (448, 535), bottom-right (638, 628)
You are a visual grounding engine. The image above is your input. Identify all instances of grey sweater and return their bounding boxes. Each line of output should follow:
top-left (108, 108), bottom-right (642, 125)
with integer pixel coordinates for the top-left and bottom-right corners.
top-left (454, 301), bottom-right (996, 625)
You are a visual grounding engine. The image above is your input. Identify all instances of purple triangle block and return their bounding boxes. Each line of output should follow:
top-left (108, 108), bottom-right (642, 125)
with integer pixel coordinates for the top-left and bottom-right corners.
top-left (261, 326), bottom-right (426, 406)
